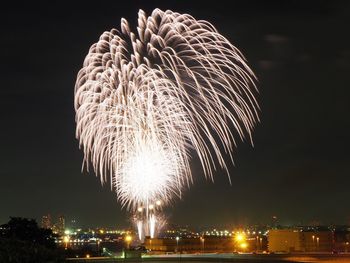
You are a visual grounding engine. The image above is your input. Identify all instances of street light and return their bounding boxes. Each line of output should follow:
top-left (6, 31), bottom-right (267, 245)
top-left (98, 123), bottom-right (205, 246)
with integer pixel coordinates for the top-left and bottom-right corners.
top-left (63, 235), bottom-right (70, 249)
top-left (234, 232), bottom-right (246, 252)
top-left (125, 235), bottom-right (132, 249)
top-left (235, 233), bottom-right (245, 242)
top-left (240, 243), bottom-right (248, 250)
top-left (200, 236), bottom-right (205, 253)
top-left (97, 240), bottom-right (101, 256)
top-left (176, 236), bottom-right (180, 253)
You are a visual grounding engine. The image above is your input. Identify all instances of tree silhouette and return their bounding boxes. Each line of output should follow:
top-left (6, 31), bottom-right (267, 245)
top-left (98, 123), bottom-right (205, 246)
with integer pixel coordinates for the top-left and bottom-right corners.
top-left (0, 217), bottom-right (63, 263)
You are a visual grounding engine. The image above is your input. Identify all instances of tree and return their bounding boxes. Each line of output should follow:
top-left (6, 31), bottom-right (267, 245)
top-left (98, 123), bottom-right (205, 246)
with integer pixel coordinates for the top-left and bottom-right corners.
top-left (0, 217), bottom-right (64, 263)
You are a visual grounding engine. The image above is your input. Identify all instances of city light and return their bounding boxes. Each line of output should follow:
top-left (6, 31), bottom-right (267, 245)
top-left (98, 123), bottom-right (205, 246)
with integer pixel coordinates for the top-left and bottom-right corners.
top-left (234, 232), bottom-right (248, 252)
top-left (125, 234), bottom-right (132, 249)
top-left (125, 235), bottom-right (132, 243)
top-left (63, 236), bottom-right (69, 245)
top-left (240, 243), bottom-right (248, 249)
top-left (235, 233), bottom-right (245, 242)
top-left (35, 222), bottom-right (350, 255)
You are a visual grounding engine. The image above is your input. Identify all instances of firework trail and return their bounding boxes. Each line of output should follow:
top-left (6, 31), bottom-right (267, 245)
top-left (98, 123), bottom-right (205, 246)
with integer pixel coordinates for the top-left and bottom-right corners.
top-left (75, 9), bottom-right (259, 236)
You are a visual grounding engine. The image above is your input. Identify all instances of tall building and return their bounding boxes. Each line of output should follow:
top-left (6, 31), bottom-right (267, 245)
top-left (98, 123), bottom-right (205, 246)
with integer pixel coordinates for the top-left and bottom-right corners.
top-left (41, 214), bottom-right (52, 229)
top-left (57, 214), bottom-right (65, 234)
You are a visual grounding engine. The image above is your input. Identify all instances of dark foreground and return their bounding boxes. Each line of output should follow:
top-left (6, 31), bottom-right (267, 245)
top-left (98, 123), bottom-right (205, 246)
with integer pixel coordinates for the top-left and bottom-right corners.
top-left (66, 253), bottom-right (350, 263)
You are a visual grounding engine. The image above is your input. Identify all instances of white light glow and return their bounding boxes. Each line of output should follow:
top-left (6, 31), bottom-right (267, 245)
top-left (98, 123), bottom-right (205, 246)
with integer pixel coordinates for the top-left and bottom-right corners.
top-left (149, 214), bottom-right (156, 238)
top-left (137, 220), bottom-right (143, 241)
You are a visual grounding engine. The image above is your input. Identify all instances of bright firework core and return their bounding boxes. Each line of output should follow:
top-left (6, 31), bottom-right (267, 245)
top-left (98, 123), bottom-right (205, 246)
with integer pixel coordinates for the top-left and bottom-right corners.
top-left (75, 8), bottom-right (259, 241)
top-left (117, 141), bottom-right (180, 208)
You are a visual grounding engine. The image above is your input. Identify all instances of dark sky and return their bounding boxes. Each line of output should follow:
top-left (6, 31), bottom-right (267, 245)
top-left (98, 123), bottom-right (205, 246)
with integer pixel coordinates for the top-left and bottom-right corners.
top-left (1, 0), bottom-right (349, 228)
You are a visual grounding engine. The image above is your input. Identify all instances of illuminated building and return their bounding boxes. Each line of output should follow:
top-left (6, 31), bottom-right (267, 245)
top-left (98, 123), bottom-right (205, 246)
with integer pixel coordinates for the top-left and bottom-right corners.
top-left (145, 237), bottom-right (233, 252)
top-left (41, 214), bottom-right (52, 229)
top-left (144, 236), bottom-right (264, 253)
top-left (268, 229), bottom-right (333, 252)
top-left (57, 214), bottom-right (65, 234)
top-left (303, 230), bottom-right (333, 252)
top-left (268, 229), bottom-right (303, 252)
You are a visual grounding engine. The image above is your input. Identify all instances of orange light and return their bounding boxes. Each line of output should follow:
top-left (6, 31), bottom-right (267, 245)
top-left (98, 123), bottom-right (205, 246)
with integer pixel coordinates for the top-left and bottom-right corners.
top-left (125, 235), bottom-right (132, 242)
top-left (235, 233), bottom-right (245, 242)
top-left (240, 243), bottom-right (248, 249)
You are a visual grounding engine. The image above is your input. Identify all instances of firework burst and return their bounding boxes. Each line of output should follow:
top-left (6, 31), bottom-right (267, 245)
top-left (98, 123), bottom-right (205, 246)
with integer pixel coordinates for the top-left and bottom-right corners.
top-left (75, 9), bottom-right (258, 217)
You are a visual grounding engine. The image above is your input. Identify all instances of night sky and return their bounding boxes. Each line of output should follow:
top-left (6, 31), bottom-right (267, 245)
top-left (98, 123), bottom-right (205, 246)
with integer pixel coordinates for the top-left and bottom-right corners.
top-left (1, 0), bottom-right (349, 228)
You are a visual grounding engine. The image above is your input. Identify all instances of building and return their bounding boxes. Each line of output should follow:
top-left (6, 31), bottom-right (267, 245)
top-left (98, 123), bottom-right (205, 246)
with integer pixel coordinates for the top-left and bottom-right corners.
top-left (144, 236), bottom-right (267, 253)
top-left (268, 229), bottom-right (333, 253)
top-left (145, 237), bottom-right (235, 253)
top-left (268, 229), bottom-right (303, 252)
top-left (57, 215), bottom-right (65, 234)
top-left (334, 227), bottom-right (350, 252)
top-left (303, 230), bottom-right (333, 252)
top-left (41, 214), bottom-right (52, 229)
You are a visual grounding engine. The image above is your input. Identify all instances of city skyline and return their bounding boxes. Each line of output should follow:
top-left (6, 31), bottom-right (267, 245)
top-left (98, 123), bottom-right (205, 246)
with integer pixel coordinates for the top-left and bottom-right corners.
top-left (1, 0), bottom-right (350, 227)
